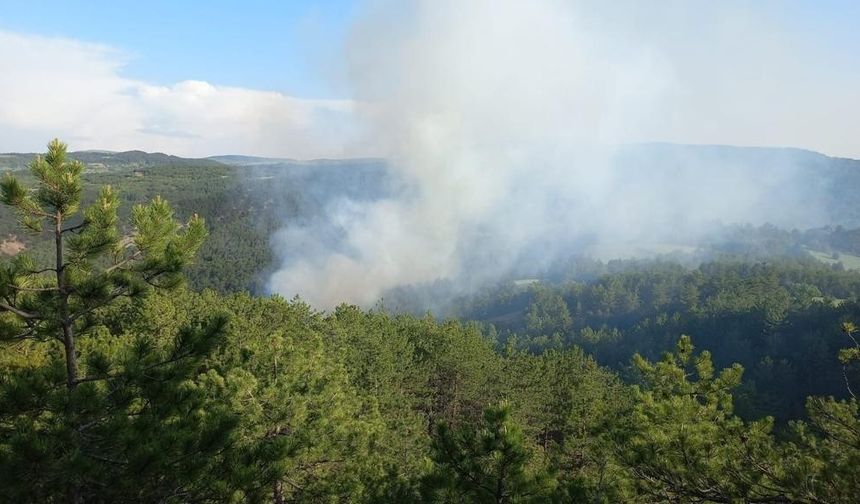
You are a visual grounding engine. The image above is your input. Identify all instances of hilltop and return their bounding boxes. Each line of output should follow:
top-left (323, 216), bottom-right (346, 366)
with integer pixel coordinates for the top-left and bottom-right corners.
top-left (0, 149), bottom-right (222, 172)
top-left (2, 143), bottom-right (860, 294)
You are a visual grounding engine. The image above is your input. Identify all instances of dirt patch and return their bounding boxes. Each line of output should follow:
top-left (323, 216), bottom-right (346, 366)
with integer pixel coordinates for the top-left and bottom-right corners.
top-left (0, 236), bottom-right (26, 255)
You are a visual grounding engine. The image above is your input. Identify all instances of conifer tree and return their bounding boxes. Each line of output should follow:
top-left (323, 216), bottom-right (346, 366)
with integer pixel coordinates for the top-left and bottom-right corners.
top-left (621, 336), bottom-right (795, 503)
top-left (0, 138), bottom-right (207, 388)
top-left (776, 322), bottom-right (860, 503)
top-left (423, 402), bottom-right (557, 503)
top-left (0, 139), bottom-right (230, 502)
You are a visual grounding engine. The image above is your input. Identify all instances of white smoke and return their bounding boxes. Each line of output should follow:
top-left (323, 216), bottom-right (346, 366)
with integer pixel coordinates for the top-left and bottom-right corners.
top-left (268, 0), bottom-right (855, 308)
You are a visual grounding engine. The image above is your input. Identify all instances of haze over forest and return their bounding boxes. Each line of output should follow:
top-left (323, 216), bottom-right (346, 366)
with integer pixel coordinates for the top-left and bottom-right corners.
top-left (2, 1), bottom-right (860, 502)
top-left (2, 1), bottom-right (860, 308)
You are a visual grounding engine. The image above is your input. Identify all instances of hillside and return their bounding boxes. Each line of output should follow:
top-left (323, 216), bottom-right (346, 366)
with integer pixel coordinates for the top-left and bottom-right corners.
top-left (3, 141), bottom-right (860, 502)
top-left (0, 149), bottom-right (223, 172)
top-left (0, 151), bottom-right (388, 293)
top-left (3, 144), bottom-right (860, 294)
top-left (613, 143), bottom-right (860, 229)
top-left (6, 145), bottom-right (860, 337)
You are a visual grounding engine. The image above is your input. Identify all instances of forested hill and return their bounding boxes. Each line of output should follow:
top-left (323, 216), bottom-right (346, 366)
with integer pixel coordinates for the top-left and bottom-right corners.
top-left (208, 154), bottom-right (386, 167)
top-left (0, 149), bottom-right (222, 171)
top-left (3, 140), bottom-right (860, 502)
top-left (4, 144), bottom-right (857, 425)
top-left (449, 257), bottom-right (860, 421)
top-left (612, 143), bottom-right (860, 228)
top-left (4, 142), bottom-right (859, 225)
top-left (0, 152), bottom-right (389, 292)
top-left (4, 144), bottom-right (860, 294)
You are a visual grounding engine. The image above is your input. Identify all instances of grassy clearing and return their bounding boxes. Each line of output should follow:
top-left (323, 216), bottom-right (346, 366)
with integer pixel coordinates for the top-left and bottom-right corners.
top-left (807, 248), bottom-right (860, 271)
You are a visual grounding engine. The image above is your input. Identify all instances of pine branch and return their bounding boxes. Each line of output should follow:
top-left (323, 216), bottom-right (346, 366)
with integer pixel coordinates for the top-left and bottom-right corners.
top-left (4, 327), bottom-right (36, 341)
top-left (70, 287), bottom-right (136, 323)
top-left (843, 365), bottom-right (857, 400)
top-left (24, 267), bottom-right (57, 274)
top-left (10, 285), bottom-right (60, 292)
top-left (27, 208), bottom-right (53, 218)
top-left (61, 222), bottom-right (88, 234)
top-left (104, 251), bottom-right (142, 273)
top-left (75, 345), bottom-right (199, 386)
top-left (81, 451), bottom-right (128, 467)
top-left (0, 301), bottom-right (40, 320)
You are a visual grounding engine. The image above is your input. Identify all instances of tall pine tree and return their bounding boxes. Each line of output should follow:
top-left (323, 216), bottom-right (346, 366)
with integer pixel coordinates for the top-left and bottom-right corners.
top-left (0, 138), bottom-right (207, 387)
top-left (0, 139), bottom-right (239, 502)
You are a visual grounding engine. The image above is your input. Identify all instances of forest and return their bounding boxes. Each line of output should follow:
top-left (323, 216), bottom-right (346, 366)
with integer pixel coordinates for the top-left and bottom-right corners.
top-left (1, 141), bottom-right (859, 503)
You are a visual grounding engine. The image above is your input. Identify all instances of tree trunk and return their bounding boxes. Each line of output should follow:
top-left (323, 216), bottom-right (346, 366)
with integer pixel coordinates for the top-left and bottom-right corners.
top-left (57, 214), bottom-right (82, 502)
top-left (273, 480), bottom-right (284, 504)
top-left (56, 213), bottom-right (77, 389)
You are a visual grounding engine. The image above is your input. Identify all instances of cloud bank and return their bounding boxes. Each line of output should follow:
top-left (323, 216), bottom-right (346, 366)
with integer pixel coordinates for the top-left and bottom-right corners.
top-left (0, 30), bottom-right (359, 158)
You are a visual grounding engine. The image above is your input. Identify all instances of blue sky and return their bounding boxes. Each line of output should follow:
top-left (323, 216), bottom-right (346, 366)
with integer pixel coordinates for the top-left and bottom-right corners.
top-left (0, 0), bottom-right (358, 98)
top-left (2, 0), bottom-right (858, 99)
top-left (0, 0), bottom-right (857, 158)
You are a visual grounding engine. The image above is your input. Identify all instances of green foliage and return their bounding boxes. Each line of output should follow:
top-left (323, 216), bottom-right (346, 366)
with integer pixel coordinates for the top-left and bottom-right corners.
top-left (0, 316), bottom-right (240, 502)
top-left (0, 140), bottom-right (208, 352)
top-left (423, 403), bottom-right (558, 503)
top-left (200, 293), bottom-right (388, 502)
top-left (620, 336), bottom-right (793, 502)
top-left (780, 397), bottom-right (860, 503)
top-left (0, 140), bottom-right (229, 502)
top-left (4, 141), bottom-right (860, 502)
top-left (525, 285), bottom-right (572, 336)
top-left (772, 322), bottom-right (860, 503)
top-left (1, 271), bottom-right (859, 501)
top-left (502, 347), bottom-right (629, 501)
top-left (460, 258), bottom-right (860, 421)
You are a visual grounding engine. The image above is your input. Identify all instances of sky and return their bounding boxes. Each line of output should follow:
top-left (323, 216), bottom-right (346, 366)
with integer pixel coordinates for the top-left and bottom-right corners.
top-left (0, 0), bottom-right (858, 159)
top-left (0, 0), bottom-right (357, 97)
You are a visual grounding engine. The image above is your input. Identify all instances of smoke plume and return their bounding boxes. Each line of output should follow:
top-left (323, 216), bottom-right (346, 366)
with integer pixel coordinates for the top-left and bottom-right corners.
top-left (268, 0), bottom-right (851, 309)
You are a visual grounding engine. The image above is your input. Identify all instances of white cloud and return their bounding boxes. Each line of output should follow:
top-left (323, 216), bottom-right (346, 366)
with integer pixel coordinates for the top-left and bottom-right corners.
top-left (0, 30), bottom-right (359, 158)
top-left (1, 8), bottom-right (858, 160)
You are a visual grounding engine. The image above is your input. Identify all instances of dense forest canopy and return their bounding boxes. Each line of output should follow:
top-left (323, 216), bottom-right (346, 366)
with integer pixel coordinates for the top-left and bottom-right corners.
top-left (1, 141), bottom-right (860, 502)
top-left (4, 145), bottom-right (860, 294)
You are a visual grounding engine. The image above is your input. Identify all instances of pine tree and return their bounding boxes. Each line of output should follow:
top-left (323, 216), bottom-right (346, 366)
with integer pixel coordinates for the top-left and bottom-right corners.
top-left (423, 402), bottom-right (557, 503)
top-left (0, 139), bottom-right (233, 502)
top-left (0, 138), bottom-right (207, 388)
top-left (776, 322), bottom-right (860, 503)
top-left (620, 336), bottom-right (795, 503)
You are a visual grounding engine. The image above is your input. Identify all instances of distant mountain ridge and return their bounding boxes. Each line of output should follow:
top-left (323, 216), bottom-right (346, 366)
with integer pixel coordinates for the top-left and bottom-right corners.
top-left (207, 155), bottom-right (386, 167)
top-left (613, 143), bottom-right (860, 228)
top-left (0, 149), bottom-right (389, 172)
top-left (1, 143), bottom-right (857, 169)
top-left (0, 150), bottom-right (223, 171)
top-left (2, 143), bottom-right (860, 227)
